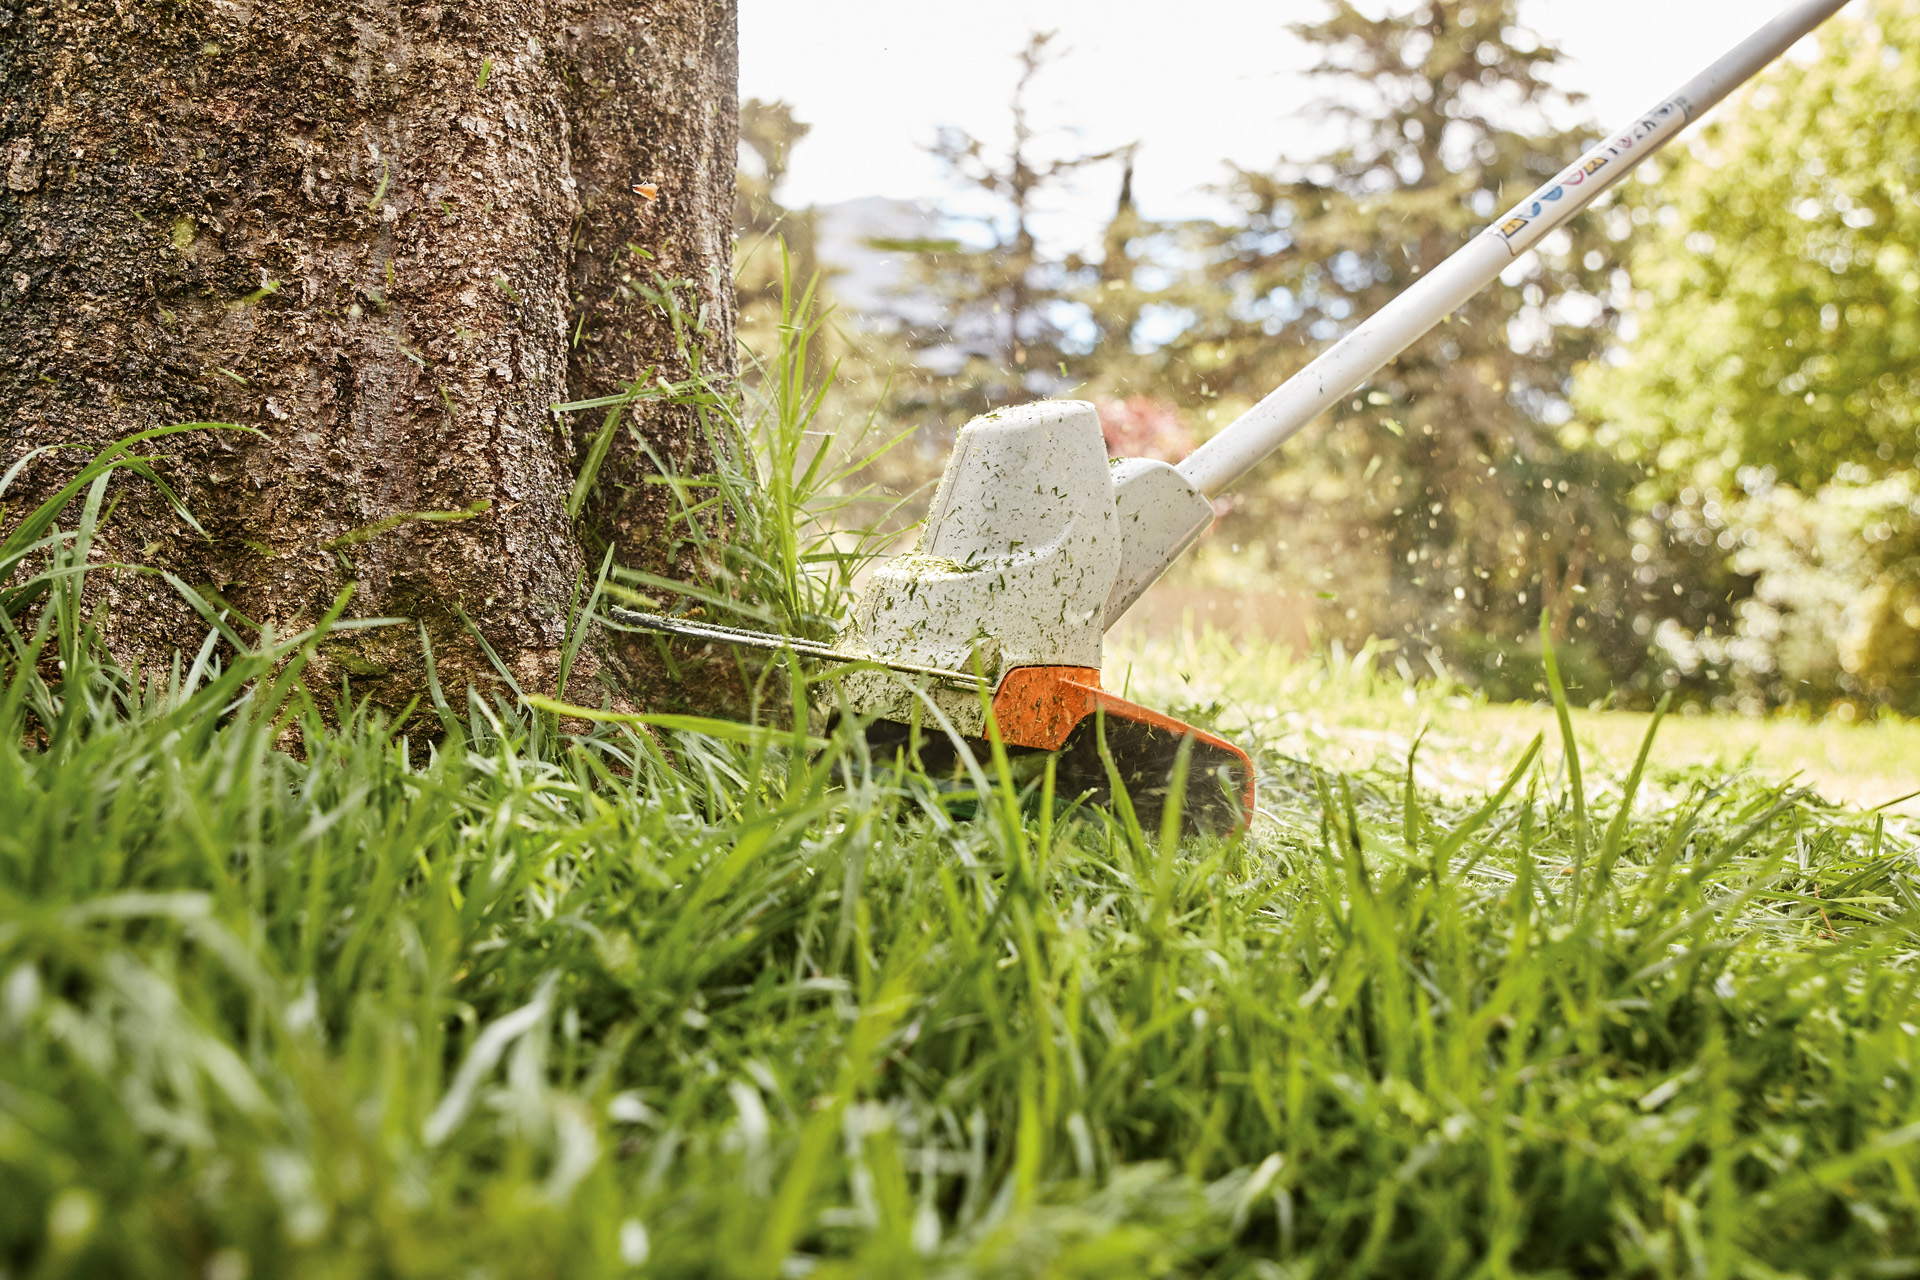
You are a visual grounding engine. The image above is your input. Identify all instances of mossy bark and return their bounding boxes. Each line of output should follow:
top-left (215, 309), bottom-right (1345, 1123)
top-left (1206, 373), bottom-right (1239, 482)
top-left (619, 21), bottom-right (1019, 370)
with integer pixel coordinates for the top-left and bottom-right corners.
top-left (0, 0), bottom-right (737, 707)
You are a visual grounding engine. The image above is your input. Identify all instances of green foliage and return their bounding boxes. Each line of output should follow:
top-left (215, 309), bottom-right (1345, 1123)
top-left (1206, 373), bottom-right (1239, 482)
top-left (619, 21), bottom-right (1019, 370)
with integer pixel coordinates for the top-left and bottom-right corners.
top-left (1576, 3), bottom-right (1920, 497)
top-left (8, 481), bottom-right (1920, 1276)
top-left (1695, 469), bottom-right (1920, 713)
top-left (1576, 3), bottom-right (1920, 711)
top-left (601, 256), bottom-right (912, 650)
top-left (0, 423), bottom-right (231, 621)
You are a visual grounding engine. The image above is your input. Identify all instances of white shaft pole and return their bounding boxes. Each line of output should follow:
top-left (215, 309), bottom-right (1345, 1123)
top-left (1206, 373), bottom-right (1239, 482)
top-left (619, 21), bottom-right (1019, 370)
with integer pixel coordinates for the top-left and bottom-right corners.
top-left (1175, 0), bottom-right (1849, 500)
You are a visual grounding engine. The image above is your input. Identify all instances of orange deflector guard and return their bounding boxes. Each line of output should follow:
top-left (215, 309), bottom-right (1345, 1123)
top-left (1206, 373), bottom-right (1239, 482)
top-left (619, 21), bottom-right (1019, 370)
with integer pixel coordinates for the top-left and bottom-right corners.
top-left (990, 666), bottom-right (1256, 833)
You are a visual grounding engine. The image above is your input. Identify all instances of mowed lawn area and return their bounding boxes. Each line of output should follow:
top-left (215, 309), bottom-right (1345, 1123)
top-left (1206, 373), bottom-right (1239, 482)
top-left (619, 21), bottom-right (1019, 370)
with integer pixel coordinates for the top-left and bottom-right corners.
top-left (7, 620), bottom-right (1920, 1278)
top-left (1115, 630), bottom-right (1920, 817)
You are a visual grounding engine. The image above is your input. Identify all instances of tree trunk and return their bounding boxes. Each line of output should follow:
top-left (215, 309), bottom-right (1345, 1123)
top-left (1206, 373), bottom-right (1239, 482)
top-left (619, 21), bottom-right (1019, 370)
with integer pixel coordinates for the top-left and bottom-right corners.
top-left (0, 0), bottom-right (736, 708)
top-left (562, 4), bottom-right (736, 578)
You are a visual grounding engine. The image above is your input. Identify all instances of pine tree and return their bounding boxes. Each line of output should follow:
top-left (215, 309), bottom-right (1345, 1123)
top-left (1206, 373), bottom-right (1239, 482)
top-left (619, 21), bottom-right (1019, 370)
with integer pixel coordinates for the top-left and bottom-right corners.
top-left (1134, 1), bottom-right (1655, 692)
top-left (889, 33), bottom-right (1130, 436)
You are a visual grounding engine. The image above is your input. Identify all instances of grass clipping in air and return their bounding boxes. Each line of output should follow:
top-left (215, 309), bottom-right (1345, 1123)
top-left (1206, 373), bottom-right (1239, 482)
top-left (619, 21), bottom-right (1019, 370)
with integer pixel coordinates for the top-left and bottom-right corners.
top-left (8, 599), bottom-right (1920, 1277)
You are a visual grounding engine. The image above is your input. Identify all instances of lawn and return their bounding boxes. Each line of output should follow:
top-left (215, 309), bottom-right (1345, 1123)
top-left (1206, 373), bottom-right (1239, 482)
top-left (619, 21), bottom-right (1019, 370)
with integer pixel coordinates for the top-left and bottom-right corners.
top-left (1113, 628), bottom-right (1920, 816)
top-left (7, 595), bottom-right (1920, 1280)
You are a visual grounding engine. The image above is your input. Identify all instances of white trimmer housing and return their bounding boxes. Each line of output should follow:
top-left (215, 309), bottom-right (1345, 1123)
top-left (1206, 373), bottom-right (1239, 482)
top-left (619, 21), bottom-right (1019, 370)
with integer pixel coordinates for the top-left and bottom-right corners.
top-left (841, 401), bottom-right (1121, 730)
top-left (836, 400), bottom-right (1225, 740)
top-left (1102, 458), bottom-right (1215, 629)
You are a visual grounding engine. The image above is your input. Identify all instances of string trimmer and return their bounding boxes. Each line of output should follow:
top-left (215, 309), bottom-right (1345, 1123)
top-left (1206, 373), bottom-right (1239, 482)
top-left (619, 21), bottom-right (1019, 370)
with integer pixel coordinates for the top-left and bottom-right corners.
top-left (624, 0), bottom-right (1847, 834)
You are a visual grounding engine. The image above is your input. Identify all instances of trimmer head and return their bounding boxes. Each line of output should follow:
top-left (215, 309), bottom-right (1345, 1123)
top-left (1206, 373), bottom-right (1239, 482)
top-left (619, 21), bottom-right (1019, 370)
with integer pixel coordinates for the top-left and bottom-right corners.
top-left (834, 400), bottom-right (1252, 833)
top-left (621, 610), bottom-right (1255, 834)
top-left (624, 399), bottom-right (1253, 832)
top-left (860, 666), bottom-right (1253, 835)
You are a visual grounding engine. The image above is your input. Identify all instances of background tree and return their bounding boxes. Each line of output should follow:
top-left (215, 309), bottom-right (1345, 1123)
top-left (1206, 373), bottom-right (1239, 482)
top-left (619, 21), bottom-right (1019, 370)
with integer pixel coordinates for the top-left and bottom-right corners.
top-left (886, 33), bottom-right (1129, 441)
top-left (1119, 0), bottom-right (1647, 692)
top-left (734, 97), bottom-right (825, 365)
top-left (1575, 1), bottom-right (1920, 712)
top-left (0, 0), bottom-right (737, 707)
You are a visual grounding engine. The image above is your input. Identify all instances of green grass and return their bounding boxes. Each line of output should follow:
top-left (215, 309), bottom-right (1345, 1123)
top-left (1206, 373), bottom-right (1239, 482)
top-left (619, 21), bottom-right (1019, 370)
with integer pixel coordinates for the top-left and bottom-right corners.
top-left (1108, 628), bottom-right (1920, 817)
top-left (8, 282), bottom-right (1920, 1277)
top-left (7, 572), bottom-right (1920, 1277)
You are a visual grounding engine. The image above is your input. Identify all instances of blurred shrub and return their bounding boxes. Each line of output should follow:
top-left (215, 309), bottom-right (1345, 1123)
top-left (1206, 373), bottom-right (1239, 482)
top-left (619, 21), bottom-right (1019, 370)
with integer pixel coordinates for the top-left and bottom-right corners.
top-left (1578, 3), bottom-right (1920, 498)
top-left (1575, 1), bottom-right (1920, 711)
top-left (1716, 469), bottom-right (1920, 713)
top-left (1094, 396), bottom-right (1195, 463)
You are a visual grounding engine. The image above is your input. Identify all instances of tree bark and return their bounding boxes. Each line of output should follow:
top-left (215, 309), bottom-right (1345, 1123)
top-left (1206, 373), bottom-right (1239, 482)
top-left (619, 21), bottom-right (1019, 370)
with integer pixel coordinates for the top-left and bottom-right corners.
top-left (561, 3), bottom-right (735, 578)
top-left (0, 0), bottom-right (736, 707)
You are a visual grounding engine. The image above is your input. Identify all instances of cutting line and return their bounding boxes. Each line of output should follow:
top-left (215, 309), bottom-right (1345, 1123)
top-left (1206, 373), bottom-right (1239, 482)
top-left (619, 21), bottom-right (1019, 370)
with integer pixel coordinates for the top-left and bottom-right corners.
top-left (609, 607), bottom-right (991, 691)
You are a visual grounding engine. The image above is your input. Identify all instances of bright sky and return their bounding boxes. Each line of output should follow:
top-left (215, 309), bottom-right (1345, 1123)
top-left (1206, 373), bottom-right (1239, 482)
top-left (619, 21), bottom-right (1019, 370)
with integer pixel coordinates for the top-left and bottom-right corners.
top-left (739, 0), bottom-right (1864, 241)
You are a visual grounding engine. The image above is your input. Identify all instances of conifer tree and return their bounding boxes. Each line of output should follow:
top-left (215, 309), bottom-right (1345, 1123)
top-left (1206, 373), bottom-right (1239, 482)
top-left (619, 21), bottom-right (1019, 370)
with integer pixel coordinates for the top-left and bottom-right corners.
top-left (1140, 1), bottom-right (1653, 689)
top-left (890, 34), bottom-right (1129, 436)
